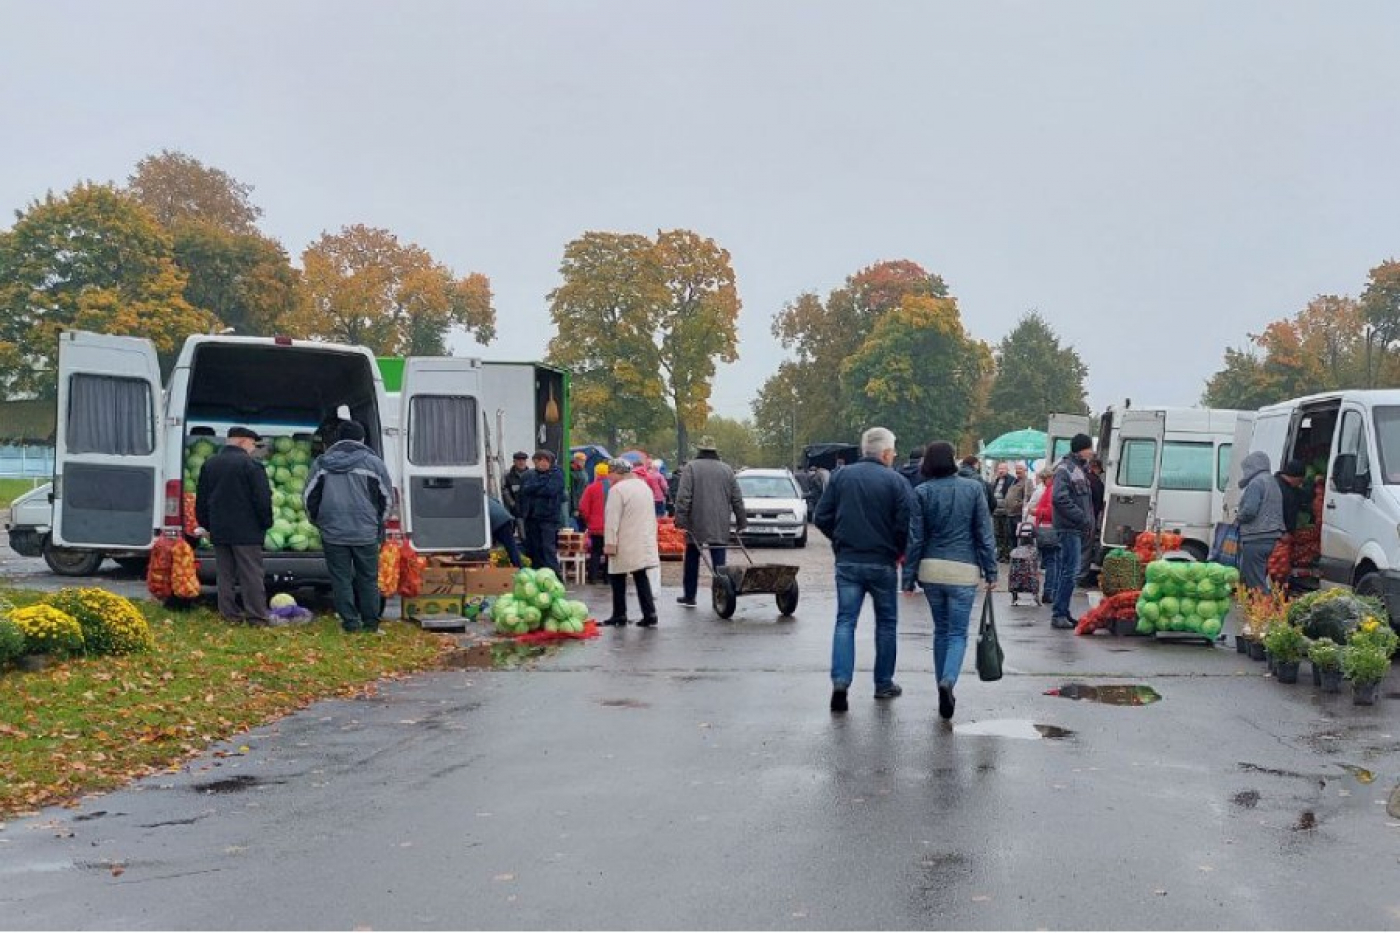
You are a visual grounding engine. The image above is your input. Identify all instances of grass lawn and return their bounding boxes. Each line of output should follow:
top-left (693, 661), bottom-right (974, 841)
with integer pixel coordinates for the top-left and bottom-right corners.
top-left (0, 588), bottom-right (451, 818)
top-left (0, 477), bottom-right (44, 506)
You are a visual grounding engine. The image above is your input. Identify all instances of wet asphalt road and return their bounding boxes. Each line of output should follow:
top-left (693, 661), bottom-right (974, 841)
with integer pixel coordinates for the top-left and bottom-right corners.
top-left (3, 535), bottom-right (1400, 930)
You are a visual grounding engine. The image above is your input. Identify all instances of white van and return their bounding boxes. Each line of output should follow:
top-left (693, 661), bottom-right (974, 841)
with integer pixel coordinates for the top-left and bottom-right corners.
top-left (1224, 390), bottom-right (1400, 616)
top-left (1095, 405), bottom-right (1242, 562)
top-left (41, 330), bottom-right (488, 586)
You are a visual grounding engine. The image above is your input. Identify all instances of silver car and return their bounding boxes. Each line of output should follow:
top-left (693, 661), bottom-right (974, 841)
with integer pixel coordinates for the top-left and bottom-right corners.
top-left (734, 469), bottom-right (808, 548)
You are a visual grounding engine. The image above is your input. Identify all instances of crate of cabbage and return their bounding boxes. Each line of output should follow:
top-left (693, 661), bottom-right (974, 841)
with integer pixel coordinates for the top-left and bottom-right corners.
top-left (185, 435), bottom-right (322, 552)
top-left (490, 568), bottom-right (592, 637)
top-left (1134, 560), bottom-right (1240, 640)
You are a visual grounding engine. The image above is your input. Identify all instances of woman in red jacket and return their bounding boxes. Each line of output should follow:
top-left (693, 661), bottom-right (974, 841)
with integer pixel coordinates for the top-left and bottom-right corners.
top-left (1029, 468), bottom-right (1058, 605)
top-left (577, 463), bottom-right (612, 584)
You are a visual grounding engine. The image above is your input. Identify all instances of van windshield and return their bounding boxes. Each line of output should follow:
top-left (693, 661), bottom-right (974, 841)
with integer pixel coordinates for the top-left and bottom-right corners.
top-left (1374, 407), bottom-right (1400, 484)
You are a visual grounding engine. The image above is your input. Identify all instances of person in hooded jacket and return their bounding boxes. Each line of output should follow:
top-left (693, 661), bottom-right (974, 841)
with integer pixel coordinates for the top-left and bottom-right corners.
top-left (304, 422), bottom-right (394, 634)
top-left (518, 449), bottom-right (565, 574)
top-left (1236, 450), bottom-right (1286, 592)
top-left (577, 462), bottom-right (613, 584)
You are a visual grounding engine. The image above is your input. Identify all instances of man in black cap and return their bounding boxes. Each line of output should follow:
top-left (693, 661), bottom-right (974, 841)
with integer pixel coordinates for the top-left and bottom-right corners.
top-left (1277, 458), bottom-right (1308, 533)
top-left (195, 426), bottom-right (274, 625)
top-left (503, 451), bottom-right (530, 524)
top-left (1049, 433), bottom-right (1095, 630)
top-left (518, 449), bottom-right (565, 574)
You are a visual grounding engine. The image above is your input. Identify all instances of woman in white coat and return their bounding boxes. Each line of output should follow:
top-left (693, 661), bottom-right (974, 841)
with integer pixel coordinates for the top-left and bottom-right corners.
top-left (603, 459), bottom-right (661, 627)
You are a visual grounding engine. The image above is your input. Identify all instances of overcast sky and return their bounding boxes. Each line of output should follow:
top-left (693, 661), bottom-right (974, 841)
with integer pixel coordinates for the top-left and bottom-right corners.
top-left (4, 1), bottom-right (1399, 423)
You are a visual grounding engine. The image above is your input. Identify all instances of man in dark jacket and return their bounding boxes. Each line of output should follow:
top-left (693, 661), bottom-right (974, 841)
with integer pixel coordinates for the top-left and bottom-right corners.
top-left (815, 426), bottom-right (912, 712)
top-left (674, 437), bottom-right (747, 607)
top-left (304, 422), bottom-right (393, 634)
top-left (569, 453), bottom-right (589, 531)
top-left (195, 426), bottom-right (274, 625)
top-left (959, 456), bottom-right (998, 516)
top-left (1276, 459), bottom-right (1308, 533)
top-left (898, 447), bottom-right (925, 488)
top-left (518, 449), bottom-right (565, 574)
top-left (503, 452), bottom-right (530, 518)
top-left (1049, 434), bottom-right (1095, 629)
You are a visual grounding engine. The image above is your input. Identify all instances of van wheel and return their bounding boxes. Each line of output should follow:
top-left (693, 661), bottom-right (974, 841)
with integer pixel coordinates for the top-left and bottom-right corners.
top-left (43, 543), bottom-right (104, 577)
top-left (1355, 572), bottom-right (1388, 621)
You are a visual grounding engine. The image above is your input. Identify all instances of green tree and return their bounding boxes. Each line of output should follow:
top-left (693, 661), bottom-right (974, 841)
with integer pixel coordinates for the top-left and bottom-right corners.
top-left (752, 361), bottom-right (805, 468)
top-left (172, 221), bottom-right (305, 335)
top-left (546, 232), bottom-right (670, 450)
top-left (291, 224), bottom-right (495, 355)
top-left (0, 183), bottom-right (212, 397)
top-left (1202, 346), bottom-right (1278, 409)
top-left (842, 296), bottom-right (991, 451)
top-left (979, 311), bottom-right (1088, 438)
top-left (128, 150), bottom-right (262, 234)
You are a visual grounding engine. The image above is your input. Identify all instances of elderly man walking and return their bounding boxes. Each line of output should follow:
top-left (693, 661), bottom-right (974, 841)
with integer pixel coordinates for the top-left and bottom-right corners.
top-left (814, 427), bottom-right (912, 713)
top-left (674, 436), bottom-right (746, 608)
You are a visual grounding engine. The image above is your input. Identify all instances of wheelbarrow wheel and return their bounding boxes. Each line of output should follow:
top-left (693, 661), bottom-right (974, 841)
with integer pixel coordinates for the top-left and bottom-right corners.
top-left (776, 579), bottom-right (799, 616)
top-left (712, 573), bottom-right (737, 619)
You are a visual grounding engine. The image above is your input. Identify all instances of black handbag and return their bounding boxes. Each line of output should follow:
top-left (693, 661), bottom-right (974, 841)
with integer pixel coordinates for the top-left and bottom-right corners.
top-left (976, 596), bottom-right (1004, 682)
top-left (1034, 522), bottom-right (1061, 550)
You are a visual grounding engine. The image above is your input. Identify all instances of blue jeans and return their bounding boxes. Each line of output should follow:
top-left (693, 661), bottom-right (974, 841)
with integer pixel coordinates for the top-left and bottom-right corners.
top-left (1054, 531), bottom-right (1083, 620)
top-left (1038, 546), bottom-right (1059, 600)
top-left (920, 583), bottom-right (977, 688)
top-left (831, 562), bottom-right (899, 690)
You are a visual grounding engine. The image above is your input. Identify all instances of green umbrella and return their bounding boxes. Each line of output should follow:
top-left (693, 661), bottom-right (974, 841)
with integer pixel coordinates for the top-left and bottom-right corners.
top-left (980, 428), bottom-right (1048, 461)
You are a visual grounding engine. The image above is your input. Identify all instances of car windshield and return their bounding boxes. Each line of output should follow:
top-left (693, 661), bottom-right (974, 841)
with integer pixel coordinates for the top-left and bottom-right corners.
top-left (1373, 406), bottom-right (1400, 484)
top-left (739, 476), bottom-right (798, 498)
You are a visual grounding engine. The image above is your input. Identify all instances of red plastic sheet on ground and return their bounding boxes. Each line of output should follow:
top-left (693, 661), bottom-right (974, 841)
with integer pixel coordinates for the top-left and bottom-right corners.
top-left (510, 620), bottom-right (601, 643)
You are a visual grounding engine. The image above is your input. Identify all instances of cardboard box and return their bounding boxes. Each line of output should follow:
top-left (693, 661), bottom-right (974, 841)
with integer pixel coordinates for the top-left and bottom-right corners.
top-left (401, 595), bottom-right (465, 620)
top-left (462, 565), bottom-right (516, 596)
top-left (419, 567), bottom-right (466, 595)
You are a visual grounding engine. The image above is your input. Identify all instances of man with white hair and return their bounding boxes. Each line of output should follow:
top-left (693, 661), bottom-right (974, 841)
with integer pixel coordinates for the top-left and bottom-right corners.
top-left (814, 426), bottom-right (913, 713)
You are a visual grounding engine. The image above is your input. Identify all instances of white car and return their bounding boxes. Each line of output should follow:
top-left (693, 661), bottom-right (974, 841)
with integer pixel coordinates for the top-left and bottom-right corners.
top-left (734, 469), bottom-right (808, 548)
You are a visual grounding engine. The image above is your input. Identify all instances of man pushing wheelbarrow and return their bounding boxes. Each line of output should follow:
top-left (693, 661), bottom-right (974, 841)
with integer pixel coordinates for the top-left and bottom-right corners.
top-left (673, 435), bottom-right (748, 609)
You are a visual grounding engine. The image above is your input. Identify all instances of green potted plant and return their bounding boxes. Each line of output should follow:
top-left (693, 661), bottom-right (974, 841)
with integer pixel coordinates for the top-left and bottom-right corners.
top-left (1341, 641), bottom-right (1390, 706)
top-left (1307, 637), bottom-right (1343, 694)
top-left (1262, 622), bottom-right (1307, 684)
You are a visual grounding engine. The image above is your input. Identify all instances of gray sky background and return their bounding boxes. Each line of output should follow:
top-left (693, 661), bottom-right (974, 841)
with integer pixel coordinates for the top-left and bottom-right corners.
top-left (4, 1), bottom-right (1400, 428)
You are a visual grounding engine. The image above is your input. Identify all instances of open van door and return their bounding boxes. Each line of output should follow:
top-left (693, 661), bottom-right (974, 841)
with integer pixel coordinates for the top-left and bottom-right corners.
top-left (51, 331), bottom-right (163, 550)
top-left (1046, 413), bottom-right (1092, 464)
top-left (1101, 408), bottom-right (1166, 546)
top-left (1220, 413), bottom-right (1257, 523)
top-left (400, 357), bottom-right (489, 552)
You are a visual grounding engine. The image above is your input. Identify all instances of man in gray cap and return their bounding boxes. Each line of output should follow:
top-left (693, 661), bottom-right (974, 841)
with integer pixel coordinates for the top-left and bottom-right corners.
top-left (194, 426), bottom-right (274, 625)
top-left (674, 436), bottom-right (747, 607)
top-left (519, 449), bottom-right (565, 574)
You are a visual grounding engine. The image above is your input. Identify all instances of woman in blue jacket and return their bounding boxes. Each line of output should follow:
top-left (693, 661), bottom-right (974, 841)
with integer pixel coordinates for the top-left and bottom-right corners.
top-left (902, 441), bottom-right (998, 720)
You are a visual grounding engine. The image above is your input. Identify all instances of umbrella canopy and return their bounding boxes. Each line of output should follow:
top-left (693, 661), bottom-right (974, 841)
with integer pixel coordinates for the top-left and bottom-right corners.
top-left (980, 428), bottom-right (1048, 461)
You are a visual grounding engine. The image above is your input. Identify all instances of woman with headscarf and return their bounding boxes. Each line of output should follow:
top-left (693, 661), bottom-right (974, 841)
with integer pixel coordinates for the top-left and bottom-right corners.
top-left (901, 441), bottom-right (998, 720)
top-left (577, 462), bottom-right (612, 585)
top-left (602, 459), bottom-right (660, 627)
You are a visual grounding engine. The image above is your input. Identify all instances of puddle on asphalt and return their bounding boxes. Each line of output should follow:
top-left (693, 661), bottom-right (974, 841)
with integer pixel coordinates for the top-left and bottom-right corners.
top-left (439, 642), bottom-right (552, 671)
top-left (1293, 810), bottom-right (1318, 832)
top-left (954, 720), bottom-right (1074, 740)
top-left (1337, 763), bottom-right (1375, 784)
top-left (1044, 684), bottom-right (1161, 706)
top-left (188, 775), bottom-right (283, 795)
top-left (597, 698), bottom-right (651, 709)
top-left (1231, 790), bottom-right (1261, 809)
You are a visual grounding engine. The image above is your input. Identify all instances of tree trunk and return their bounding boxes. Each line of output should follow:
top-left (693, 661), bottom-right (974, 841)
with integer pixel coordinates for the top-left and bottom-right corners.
top-left (608, 425), bottom-right (619, 454)
top-left (676, 417), bottom-right (689, 466)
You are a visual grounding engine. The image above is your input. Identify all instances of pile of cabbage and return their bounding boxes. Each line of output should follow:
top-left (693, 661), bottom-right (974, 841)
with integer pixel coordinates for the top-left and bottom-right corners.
top-left (492, 568), bottom-right (589, 635)
top-left (262, 437), bottom-right (320, 552)
top-left (1134, 560), bottom-right (1239, 637)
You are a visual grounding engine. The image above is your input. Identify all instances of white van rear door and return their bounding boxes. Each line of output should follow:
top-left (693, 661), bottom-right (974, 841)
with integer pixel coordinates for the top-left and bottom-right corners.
top-left (1220, 413), bottom-right (1257, 521)
top-left (1102, 409), bottom-right (1165, 544)
top-left (52, 331), bottom-right (163, 549)
top-left (1046, 413), bottom-right (1092, 464)
top-left (400, 357), bottom-right (489, 552)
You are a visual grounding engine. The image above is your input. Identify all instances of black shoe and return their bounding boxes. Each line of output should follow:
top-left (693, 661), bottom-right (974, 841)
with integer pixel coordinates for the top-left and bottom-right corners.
top-left (677, 596), bottom-right (697, 608)
top-left (602, 616), bottom-right (630, 627)
top-left (830, 689), bottom-right (849, 713)
top-left (637, 616), bottom-right (658, 628)
top-left (874, 683), bottom-right (903, 700)
top-left (938, 684), bottom-right (955, 720)
top-left (1050, 616), bottom-right (1074, 630)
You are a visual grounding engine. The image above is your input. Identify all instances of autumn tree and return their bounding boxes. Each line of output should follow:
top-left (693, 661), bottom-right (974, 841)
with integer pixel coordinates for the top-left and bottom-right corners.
top-left (171, 221), bottom-right (305, 335)
top-left (546, 229), bottom-right (740, 455)
top-left (128, 150), bottom-right (262, 234)
top-left (842, 296), bottom-right (992, 452)
top-left (764, 260), bottom-right (947, 447)
top-left (979, 311), bottom-right (1088, 438)
top-left (0, 183), bottom-right (212, 397)
top-left (291, 224), bottom-right (495, 356)
top-left (1202, 347), bottom-right (1278, 410)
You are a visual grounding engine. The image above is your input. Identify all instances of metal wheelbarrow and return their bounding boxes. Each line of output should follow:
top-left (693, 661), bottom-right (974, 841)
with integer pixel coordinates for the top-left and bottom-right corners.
top-left (689, 532), bottom-right (800, 619)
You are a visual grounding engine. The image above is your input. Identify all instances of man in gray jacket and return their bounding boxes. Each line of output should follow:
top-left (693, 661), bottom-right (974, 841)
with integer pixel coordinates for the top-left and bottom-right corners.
top-left (674, 436), bottom-right (747, 608)
top-left (1236, 450), bottom-right (1285, 593)
top-left (304, 422), bottom-right (394, 634)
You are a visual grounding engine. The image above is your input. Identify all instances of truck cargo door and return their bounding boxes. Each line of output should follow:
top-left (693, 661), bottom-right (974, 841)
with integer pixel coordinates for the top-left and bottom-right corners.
top-left (400, 357), bottom-right (488, 552)
top-left (52, 331), bottom-right (163, 549)
top-left (1102, 409), bottom-right (1165, 546)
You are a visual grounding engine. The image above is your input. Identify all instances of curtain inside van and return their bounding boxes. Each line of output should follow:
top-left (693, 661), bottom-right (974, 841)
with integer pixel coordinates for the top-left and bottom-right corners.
top-left (409, 395), bottom-right (479, 465)
top-left (67, 374), bottom-right (153, 456)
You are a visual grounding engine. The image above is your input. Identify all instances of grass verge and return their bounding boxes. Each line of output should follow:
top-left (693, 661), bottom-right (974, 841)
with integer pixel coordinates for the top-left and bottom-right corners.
top-left (0, 477), bottom-right (43, 506)
top-left (0, 588), bottom-right (450, 818)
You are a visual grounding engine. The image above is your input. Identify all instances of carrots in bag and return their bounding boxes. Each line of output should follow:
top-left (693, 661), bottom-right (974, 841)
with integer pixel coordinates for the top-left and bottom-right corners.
top-left (378, 540), bottom-right (402, 596)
